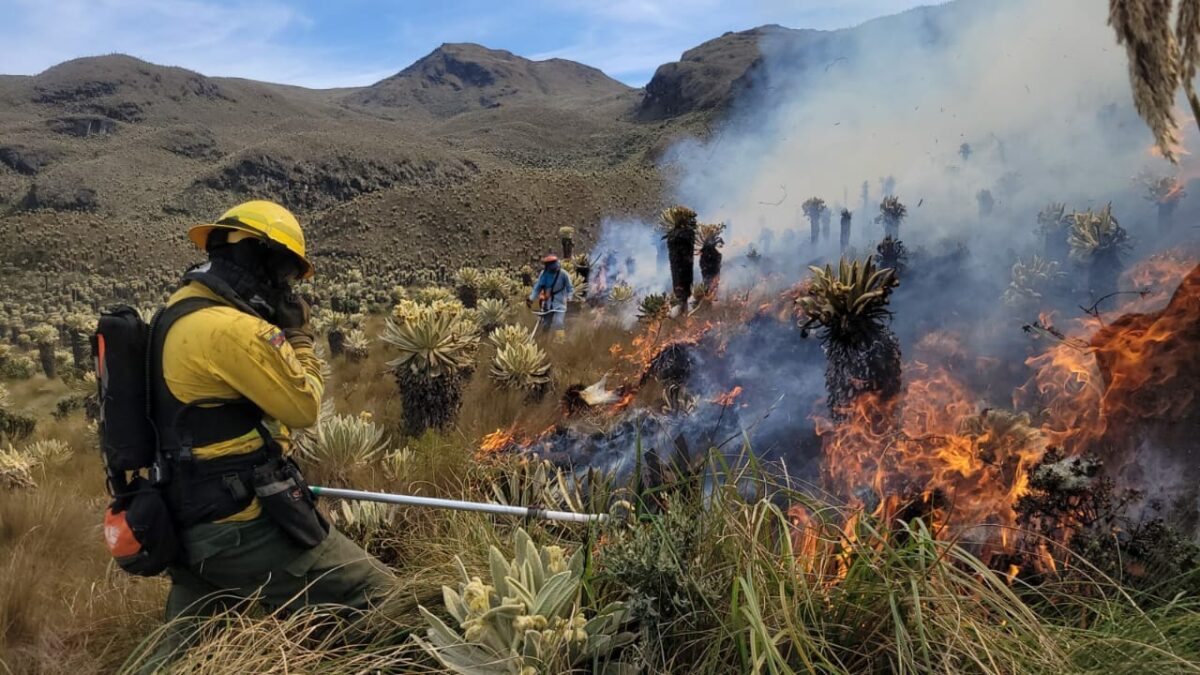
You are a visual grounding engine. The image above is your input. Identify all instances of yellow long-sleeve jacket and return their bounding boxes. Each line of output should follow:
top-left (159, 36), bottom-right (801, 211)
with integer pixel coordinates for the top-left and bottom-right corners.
top-left (161, 281), bottom-right (325, 521)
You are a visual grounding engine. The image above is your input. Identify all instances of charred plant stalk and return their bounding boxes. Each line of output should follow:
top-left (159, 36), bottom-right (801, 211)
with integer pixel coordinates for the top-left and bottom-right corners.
top-left (1038, 203), bottom-right (1069, 264)
top-left (328, 330), bottom-right (346, 357)
top-left (456, 284), bottom-right (478, 309)
top-left (697, 222), bottom-right (725, 289)
top-left (876, 195), bottom-right (907, 240)
top-left (68, 330), bottom-right (87, 373)
top-left (699, 247), bottom-right (722, 288)
top-left (574, 256), bottom-right (591, 299)
top-left (1068, 204), bottom-right (1128, 300)
top-left (30, 326), bottom-right (57, 380)
top-left (977, 189), bottom-right (995, 218)
top-left (38, 344), bottom-right (56, 379)
top-left (874, 236), bottom-right (908, 278)
top-left (840, 209), bottom-right (852, 253)
top-left (660, 206), bottom-right (698, 310)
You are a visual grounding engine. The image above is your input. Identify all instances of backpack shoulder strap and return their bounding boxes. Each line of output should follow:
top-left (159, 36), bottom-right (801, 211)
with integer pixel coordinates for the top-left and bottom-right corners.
top-left (146, 297), bottom-right (223, 419)
top-left (148, 297), bottom-right (260, 465)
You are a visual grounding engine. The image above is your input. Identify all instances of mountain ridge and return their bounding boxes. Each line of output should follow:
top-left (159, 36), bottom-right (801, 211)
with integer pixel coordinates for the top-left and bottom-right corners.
top-left (0, 3), bottom-right (976, 279)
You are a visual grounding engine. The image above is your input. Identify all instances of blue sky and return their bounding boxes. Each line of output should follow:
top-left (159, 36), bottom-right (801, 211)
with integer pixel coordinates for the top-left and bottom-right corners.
top-left (0, 0), bottom-right (931, 88)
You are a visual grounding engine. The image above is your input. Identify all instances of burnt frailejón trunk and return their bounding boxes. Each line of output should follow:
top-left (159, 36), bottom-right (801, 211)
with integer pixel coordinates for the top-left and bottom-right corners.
top-left (575, 257), bottom-right (591, 299)
top-left (666, 228), bottom-right (696, 310)
top-left (1088, 249), bottom-right (1123, 300)
top-left (840, 209), bottom-right (852, 253)
top-left (699, 243), bottom-right (722, 287)
top-left (37, 343), bottom-right (56, 379)
top-left (825, 328), bottom-right (902, 417)
top-left (328, 330), bottom-right (346, 358)
top-left (69, 330), bottom-right (87, 373)
top-left (456, 283), bottom-right (478, 309)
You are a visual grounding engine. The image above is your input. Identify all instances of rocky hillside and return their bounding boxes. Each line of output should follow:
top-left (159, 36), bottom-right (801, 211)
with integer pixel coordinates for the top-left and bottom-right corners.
top-left (637, 0), bottom-right (998, 120)
top-left (637, 25), bottom-right (804, 121)
top-left (0, 49), bottom-right (665, 278)
top-left (0, 1), bottom-right (983, 282)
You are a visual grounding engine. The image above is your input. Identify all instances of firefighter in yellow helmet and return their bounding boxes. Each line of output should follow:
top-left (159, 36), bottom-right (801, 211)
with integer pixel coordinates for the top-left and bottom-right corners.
top-left (147, 200), bottom-right (392, 667)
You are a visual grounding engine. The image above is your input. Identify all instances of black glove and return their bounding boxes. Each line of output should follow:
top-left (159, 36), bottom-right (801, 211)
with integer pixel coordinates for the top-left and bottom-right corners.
top-left (273, 290), bottom-right (311, 330)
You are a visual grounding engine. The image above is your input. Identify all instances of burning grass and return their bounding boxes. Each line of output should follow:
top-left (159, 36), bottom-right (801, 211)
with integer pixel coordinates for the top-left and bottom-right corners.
top-left (2, 246), bottom-right (1199, 672)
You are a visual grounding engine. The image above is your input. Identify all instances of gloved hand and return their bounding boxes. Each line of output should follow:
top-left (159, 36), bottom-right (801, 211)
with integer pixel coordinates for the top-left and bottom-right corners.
top-left (283, 327), bottom-right (315, 351)
top-left (273, 290), bottom-right (310, 330)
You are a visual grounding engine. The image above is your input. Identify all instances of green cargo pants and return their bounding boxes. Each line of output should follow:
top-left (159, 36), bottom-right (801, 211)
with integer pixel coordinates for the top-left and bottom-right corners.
top-left (140, 517), bottom-right (394, 671)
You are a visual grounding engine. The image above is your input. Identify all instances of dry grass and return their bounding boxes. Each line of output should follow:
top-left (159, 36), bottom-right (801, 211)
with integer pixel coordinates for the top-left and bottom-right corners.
top-left (0, 426), bottom-right (163, 674)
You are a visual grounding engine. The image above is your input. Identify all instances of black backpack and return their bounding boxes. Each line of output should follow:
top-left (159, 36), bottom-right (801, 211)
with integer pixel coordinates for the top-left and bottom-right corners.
top-left (93, 306), bottom-right (179, 576)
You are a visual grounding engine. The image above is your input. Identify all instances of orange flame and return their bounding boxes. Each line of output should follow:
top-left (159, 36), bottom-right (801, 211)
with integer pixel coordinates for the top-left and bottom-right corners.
top-left (816, 352), bottom-right (1051, 560)
top-left (712, 385), bottom-right (744, 407)
top-left (479, 426), bottom-right (517, 456)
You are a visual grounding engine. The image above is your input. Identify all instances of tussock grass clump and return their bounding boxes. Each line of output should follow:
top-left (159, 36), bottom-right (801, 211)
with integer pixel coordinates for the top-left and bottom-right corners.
top-left (22, 438), bottom-right (72, 467)
top-left (0, 443), bottom-right (38, 488)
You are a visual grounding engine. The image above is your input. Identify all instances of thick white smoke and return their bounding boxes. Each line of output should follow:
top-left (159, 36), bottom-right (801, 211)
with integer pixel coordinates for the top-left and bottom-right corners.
top-left (578, 0), bottom-right (1199, 530)
top-left (663, 0), bottom-right (1175, 266)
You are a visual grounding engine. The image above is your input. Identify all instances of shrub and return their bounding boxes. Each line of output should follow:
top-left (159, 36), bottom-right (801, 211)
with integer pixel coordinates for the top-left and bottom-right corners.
top-left (0, 348), bottom-right (37, 379)
top-left (476, 298), bottom-right (510, 333)
top-left (598, 501), bottom-right (727, 639)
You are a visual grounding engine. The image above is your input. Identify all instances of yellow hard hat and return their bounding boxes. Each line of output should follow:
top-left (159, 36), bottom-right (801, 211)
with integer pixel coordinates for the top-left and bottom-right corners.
top-left (188, 200), bottom-right (314, 279)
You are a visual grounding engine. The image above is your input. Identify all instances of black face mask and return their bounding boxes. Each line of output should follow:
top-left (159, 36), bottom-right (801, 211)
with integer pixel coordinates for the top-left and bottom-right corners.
top-left (205, 239), bottom-right (290, 315)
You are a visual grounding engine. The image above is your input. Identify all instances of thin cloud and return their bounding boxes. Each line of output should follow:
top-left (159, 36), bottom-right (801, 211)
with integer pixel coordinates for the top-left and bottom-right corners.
top-left (0, 0), bottom-right (932, 88)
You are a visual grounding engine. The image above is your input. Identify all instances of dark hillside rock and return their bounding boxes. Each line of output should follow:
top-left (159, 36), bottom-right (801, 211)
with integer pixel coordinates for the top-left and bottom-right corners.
top-left (197, 149), bottom-right (478, 211)
top-left (33, 78), bottom-right (119, 104)
top-left (19, 180), bottom-right (98, 212)
top-left (77, 100), bottom-right (144, 122)
top-left (0, 145), bottom-right (61, 175)
top-left (45, 115), bottom-right (118, 137)
top-left (157, 126), bottom-right (222, 160)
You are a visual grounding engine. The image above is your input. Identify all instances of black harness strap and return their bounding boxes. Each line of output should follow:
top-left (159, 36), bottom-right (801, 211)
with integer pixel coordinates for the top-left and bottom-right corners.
top-left (149, 295), bottom-right (277, 527)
